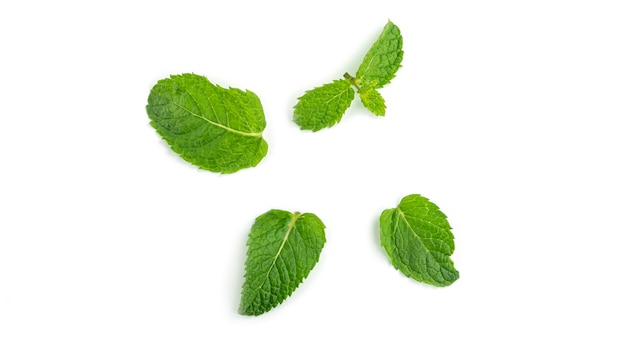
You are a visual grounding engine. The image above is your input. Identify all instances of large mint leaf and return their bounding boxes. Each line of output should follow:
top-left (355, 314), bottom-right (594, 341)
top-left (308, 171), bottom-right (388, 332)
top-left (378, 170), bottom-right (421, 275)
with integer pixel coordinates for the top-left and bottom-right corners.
top-left (356, 20), bottom-right (403, 89)
top-left (239, 210), bottom-right (326, 316)
top-left (293, 79), bottom-right (355, 131)
top-left (380, 194), bottom-right (459, 287)
top-left (146, 73), bottom-right (268, 174)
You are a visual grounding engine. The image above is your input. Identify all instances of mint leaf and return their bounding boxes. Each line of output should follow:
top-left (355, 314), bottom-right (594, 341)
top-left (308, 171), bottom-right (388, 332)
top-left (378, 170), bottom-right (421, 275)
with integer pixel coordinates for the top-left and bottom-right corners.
top-left (293, 79), bottom-right (355, 131)
top-left (359, 84), bottom-right (386, 116)
top-left (239, 210), bottom-right (326, 316)
top-left (293, 21), bottom-right (403, 131)
top-left (146, 73), bottom-right (268, 174)
top-left (380, 194), bottom-right (459, 287)
top-left (356, 20), bottom-right (404, 88)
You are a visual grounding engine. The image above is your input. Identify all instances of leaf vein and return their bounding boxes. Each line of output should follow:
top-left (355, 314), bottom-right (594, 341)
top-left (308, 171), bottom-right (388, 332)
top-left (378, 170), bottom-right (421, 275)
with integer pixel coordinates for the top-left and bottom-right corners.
top-left (171, 95), bottom-right (262, 138)
top-left (397, 208), bottom-right (448, 263)
top-left (257, 213), bottom-right (301, 290)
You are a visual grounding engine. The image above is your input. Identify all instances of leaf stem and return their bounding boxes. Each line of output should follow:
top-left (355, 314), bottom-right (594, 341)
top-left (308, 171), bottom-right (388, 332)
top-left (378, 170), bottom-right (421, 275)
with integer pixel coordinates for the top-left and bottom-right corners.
top-left (343, 72), bottom-right (361, 90)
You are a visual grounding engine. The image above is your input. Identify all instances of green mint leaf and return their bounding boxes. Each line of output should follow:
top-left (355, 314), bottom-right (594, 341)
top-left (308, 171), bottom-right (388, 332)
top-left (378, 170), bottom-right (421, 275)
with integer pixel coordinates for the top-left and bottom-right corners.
top-left (293, 79), bottom-right (355, 131)
top-left (239, 210), bottom-right (326, 316)
top-left (358, 85), bottom-right (386, 116)
top-left (356, 20), bottom-right (404, 89)
top-left (146, 73), bottom-right (268, 174)
top-left (380, 194), bottom-right (459, 287)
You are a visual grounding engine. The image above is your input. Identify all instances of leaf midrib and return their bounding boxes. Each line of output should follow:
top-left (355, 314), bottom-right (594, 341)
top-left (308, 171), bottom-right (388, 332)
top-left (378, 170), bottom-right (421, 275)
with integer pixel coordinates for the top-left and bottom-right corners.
top-left (171, 96), bottom-right (263, 138)
top-left (324, 83), bottom-right (352, 105)
top-left (257, 212), bottom-right (301, 290)
top-left (396, 207), bottom-right (441, 263)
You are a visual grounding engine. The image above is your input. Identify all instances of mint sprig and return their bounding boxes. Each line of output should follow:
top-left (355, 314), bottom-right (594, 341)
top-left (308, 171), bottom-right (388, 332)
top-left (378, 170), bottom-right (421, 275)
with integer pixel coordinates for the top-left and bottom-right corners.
top-left (294, 20), bottom-right (403, 131)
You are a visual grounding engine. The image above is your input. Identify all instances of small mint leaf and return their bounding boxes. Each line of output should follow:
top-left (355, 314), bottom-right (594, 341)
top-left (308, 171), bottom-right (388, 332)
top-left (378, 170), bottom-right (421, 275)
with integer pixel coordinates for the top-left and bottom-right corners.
top-left (240, 210), bottom-right (326, 316)
top-left (293, 79), bottom-right (355, 131)
top-left (146, 73), bottom-right (268, 174)
top-left (359, 85), bottom-right (386, 116)
top-left (380, 194), bottom-right (459, 287)
top-left (356, 20), bottom-right (403, 89)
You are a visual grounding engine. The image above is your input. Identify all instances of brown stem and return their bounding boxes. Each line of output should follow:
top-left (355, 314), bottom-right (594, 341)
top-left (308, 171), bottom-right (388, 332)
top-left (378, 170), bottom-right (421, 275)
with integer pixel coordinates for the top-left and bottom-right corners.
top-left (343, 72), bottom-right (361, 90)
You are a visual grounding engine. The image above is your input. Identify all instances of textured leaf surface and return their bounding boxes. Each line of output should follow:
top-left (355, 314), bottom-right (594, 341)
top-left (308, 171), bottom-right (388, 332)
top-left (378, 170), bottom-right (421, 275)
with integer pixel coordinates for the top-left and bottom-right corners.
top-left (356, 20), bottom-right (403, 89)
top-left (380, 194), bottom-right (459, 287)
top-left (146, 73), bottom-right (268, 174)
top-left (293, 79), bottom-right (355, 131)
top-left (359, 85), bottom-right (386, 116)
top-left (240, 210), bottom-right (326, 316)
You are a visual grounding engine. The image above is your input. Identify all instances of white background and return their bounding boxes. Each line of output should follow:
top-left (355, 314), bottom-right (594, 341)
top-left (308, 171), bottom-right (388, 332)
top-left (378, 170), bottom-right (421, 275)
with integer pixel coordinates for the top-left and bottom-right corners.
top-left (1, 1), bottom-right (625, 350)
